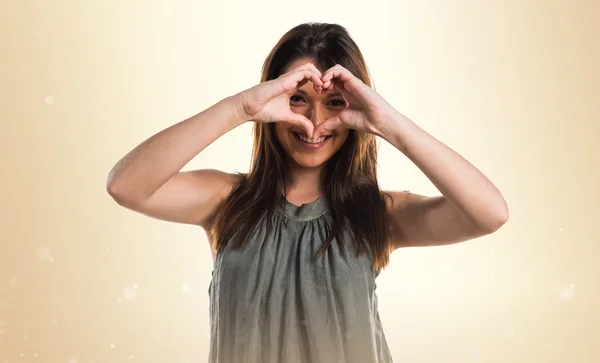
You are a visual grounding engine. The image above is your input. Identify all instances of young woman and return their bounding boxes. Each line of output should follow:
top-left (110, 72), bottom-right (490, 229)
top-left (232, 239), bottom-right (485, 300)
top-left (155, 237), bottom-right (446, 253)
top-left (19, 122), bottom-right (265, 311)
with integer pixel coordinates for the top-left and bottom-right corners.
top-left (107, 22), bottom-right (508, 363)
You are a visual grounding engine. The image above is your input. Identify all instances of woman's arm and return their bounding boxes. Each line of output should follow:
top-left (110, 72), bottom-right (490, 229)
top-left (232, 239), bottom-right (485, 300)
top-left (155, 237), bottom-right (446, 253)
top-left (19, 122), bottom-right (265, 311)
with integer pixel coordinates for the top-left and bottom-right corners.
top-left (107, 62), bottom-right (326, 231)
top-left (106, 94), bottom-right (247, 230)
top-left (380, 112), bottom-right (509, 250)
top-left (315, 64), bottom-right (508, 250)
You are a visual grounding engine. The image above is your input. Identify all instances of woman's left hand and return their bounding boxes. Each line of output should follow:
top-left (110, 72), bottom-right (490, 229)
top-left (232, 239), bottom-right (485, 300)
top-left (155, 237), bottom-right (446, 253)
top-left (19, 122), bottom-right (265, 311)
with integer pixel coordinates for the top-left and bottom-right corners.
top-left (314, 64), bottom-right (396, 137)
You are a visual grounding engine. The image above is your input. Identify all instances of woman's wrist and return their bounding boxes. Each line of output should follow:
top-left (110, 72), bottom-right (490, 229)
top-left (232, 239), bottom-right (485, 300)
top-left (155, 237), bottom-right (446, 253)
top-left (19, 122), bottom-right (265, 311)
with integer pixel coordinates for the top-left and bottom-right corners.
top-left (226, 91), bottom-right (252, 126)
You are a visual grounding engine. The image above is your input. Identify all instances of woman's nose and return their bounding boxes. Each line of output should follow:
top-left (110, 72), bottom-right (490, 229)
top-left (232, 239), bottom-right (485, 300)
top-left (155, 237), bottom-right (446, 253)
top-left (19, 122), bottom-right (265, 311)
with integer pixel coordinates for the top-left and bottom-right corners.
top-left (308, 106), bottom-right (326, 126)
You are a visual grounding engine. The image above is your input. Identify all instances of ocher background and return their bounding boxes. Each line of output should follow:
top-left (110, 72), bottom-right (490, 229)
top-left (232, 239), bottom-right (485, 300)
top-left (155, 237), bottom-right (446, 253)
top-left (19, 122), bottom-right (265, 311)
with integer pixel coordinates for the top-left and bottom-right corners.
top-left (1, 0), bottom-right (598, 362)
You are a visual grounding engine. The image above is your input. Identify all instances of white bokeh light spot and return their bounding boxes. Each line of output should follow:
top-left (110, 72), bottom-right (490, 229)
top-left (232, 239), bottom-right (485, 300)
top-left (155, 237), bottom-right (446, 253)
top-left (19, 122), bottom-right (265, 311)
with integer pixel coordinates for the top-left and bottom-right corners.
top-left (45, 96), bottom-right (54, 105)
top-left (181, 284), bottom-right (192, 293)
top-left (37, 248), bottom-right (52, 261)
top-left (123, 286), bottom-right (137, 301)
top-left (559, 286), bottom-right (574, 302)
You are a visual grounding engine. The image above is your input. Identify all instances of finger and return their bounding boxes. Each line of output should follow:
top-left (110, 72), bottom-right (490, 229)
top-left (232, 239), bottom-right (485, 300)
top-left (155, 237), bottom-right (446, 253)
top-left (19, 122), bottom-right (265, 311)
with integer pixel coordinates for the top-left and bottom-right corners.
top-left (322, 75), bottom-right (346, 92)
top-left (303, 68), bottom-right (324, 89)
top-left (288, 69), bottom-right (323, 90)
top-left (331, 78), bottom-right (348, 93)
top-left (286, 113), bottom-right (315, 138)
top-left (286, 62), bottom-right (322, 82)
top-left (321, 65), bottom-right (354, 85)
top-left (313, 117), bottom-right (343, 137)
top-left (279, 63), bottom-right (325, 94)
top-left (305, 64), bottom-right (325, 92)
top-left (297, 78), bottom-right (309, 89)
top-left (301, 63), bottom-right (324, 89)
top-left (264, 67), bottom-right (322, 101)
top-left (286, 61), bottom-right (320, 75)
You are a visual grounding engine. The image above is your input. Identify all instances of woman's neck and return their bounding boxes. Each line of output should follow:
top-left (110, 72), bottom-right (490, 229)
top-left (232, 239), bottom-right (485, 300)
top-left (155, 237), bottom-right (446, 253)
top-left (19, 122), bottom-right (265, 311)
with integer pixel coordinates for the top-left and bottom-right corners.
top-left (283, 164), bottom-right (324, 202)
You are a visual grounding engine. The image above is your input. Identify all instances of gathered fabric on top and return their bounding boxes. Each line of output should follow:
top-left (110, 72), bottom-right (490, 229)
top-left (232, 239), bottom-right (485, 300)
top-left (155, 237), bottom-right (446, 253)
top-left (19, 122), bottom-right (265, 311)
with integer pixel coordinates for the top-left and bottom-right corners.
top-left (208, 196), bottom-right (393, 363)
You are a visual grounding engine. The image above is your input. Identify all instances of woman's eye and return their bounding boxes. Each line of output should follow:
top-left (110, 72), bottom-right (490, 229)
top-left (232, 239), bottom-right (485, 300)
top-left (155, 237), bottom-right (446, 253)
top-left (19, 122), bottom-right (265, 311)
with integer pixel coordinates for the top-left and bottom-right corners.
top-left (329, 99), bottom-right (346, 107)
top-left (289, 96), bottom-right (345, 107)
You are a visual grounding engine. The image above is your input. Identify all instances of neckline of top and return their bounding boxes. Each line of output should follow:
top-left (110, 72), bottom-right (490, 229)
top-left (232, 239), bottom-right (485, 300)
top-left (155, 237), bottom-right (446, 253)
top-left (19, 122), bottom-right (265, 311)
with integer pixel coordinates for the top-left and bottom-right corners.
top-left (278, 196), bottom-right (328, 221)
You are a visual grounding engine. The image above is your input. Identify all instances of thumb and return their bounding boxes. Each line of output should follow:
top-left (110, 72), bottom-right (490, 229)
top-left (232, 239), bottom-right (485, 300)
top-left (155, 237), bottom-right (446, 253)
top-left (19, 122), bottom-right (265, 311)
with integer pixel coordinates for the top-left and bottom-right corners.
top-left (286, 113), bottom-right (315, 138)
top-left (314, 117), bottom-right (343, 137)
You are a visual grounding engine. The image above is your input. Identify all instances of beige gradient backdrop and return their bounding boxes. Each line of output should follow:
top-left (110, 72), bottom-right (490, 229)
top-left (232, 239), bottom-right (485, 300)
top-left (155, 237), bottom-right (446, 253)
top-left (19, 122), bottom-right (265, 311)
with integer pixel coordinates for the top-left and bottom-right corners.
top-left (1, 0), bottom-right (599, 362)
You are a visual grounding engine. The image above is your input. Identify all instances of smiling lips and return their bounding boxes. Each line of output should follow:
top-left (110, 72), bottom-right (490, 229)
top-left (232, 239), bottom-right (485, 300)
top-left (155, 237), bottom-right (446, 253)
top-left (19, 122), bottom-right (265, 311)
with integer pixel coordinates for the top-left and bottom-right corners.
top-left (291, 131), bottom-right (332, 149)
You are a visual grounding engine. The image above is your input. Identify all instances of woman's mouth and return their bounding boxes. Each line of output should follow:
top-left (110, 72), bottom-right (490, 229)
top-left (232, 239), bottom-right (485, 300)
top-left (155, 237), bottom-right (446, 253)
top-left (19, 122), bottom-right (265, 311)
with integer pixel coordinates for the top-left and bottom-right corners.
top-left (291, 132), bottom-right (332, 150)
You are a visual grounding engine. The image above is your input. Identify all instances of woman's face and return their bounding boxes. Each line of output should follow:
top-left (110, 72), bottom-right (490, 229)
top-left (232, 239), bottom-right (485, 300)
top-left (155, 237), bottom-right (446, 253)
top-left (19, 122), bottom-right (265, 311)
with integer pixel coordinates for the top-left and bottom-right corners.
top-left (274, 58), bottom-right (350, 169)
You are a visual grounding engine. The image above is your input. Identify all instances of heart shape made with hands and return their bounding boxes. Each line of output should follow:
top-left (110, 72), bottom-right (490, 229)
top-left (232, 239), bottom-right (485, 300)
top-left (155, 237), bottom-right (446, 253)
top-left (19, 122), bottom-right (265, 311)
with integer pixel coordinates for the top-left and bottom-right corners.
top-left (286, 63), bottom-right (392, 139)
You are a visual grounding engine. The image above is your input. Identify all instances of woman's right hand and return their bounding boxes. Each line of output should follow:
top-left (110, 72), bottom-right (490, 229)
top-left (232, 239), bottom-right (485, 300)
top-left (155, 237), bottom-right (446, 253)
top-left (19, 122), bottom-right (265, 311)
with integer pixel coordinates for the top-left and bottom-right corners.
top-left (237, 62), bottom-right (324, 137)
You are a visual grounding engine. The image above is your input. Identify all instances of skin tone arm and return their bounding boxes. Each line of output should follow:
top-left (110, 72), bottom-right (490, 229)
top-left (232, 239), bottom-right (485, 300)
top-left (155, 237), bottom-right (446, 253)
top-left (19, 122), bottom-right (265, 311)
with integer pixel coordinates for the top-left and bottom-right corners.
top-left (316, 64), bottom-right (509, 249)
top-left (107, 63), bottom-right (324, 232)
top-left (379, 112), bottom-right (509, 249)
top-left (106, 94), bottom-right (246, 230)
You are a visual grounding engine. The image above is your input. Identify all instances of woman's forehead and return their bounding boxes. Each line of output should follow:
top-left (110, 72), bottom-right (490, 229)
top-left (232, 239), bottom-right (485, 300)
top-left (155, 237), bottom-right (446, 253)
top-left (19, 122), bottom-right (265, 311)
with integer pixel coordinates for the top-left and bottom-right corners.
top-left (284, 57), bottom-right (325, 73)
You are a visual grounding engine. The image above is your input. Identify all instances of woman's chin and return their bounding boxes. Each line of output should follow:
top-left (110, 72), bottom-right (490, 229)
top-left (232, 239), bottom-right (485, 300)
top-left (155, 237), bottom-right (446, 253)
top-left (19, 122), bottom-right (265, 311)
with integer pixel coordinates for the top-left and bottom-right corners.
top-left (290, 156), bottom-right (329, 170)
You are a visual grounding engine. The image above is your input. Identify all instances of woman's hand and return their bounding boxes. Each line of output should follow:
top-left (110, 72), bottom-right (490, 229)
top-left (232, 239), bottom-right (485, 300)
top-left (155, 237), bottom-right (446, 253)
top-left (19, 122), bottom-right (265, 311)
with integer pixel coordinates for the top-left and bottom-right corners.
top-left (237, 63), bottom-right (324, 137)
top-left (314, 64), bottom-right (396, 138)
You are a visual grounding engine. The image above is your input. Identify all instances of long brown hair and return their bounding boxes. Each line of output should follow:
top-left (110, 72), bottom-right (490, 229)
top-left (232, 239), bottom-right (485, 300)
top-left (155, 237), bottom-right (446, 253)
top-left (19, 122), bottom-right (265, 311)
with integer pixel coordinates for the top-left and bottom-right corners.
top-left (210, 22), bottom-right (392, 271)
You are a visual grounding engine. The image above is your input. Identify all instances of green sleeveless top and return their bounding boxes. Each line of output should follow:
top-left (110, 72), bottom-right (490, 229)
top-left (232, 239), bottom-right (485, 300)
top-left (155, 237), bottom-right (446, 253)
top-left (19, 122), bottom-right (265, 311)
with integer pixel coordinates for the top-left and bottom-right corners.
top-left (208, 197), bottom-right (393, 362)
